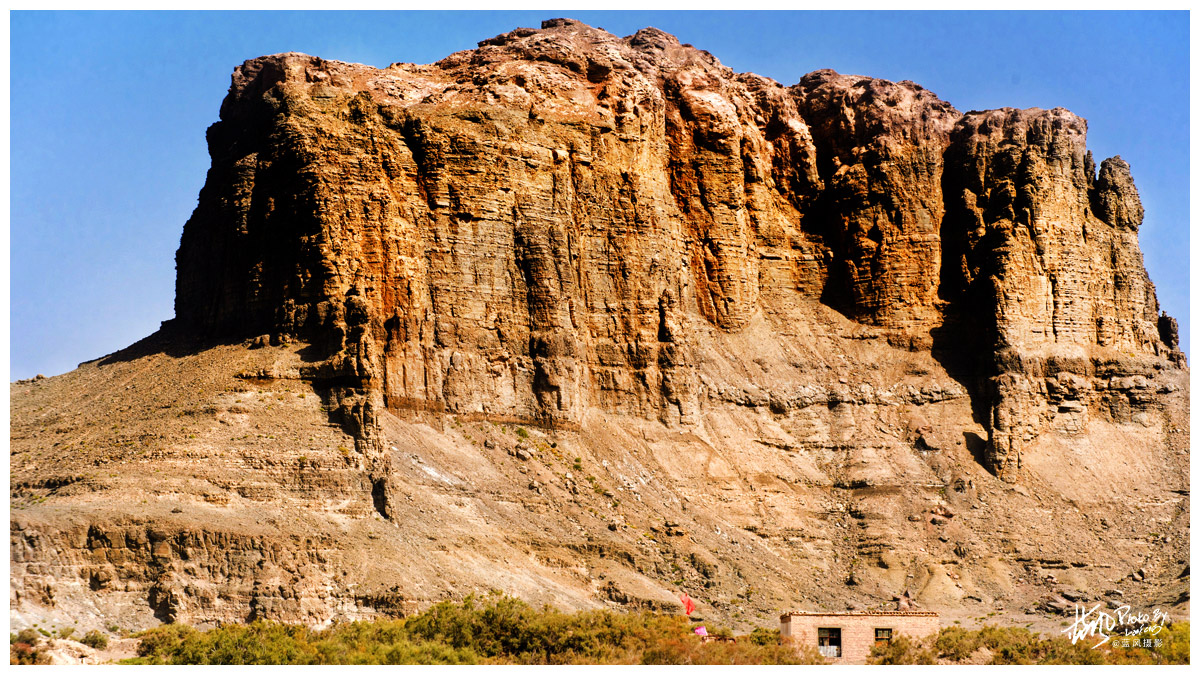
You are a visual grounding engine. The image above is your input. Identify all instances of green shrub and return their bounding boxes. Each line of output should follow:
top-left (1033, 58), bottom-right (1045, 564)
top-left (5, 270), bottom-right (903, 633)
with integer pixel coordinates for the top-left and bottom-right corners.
top-left (81, 629), bottom-right (109, 650)
top-left (1036, 635), bottom-right (1106, 665)
top-left (10, 641), bottom-right (50, 665)
top-left (403, 593), bottom-right (687, 664)
top-left (13, 629), bottom-right (40, 647)
top-left (979, 624), bottom-right (1045, 664)
top-left (868, 633), bottom-right (936, 664)
top-left (747, 627), bottom-right (781, 646)
top-left (133, 622), bottom-right (317, 665)
top-left (1090, 621), bottom-right (1189, 665)
top-left (1156, 621), bottom-right (1190, 664)
top-left (642, 636), bottom-right (821, 665)
top-left (934, 625), bottom-right (981, 661)
top-left (908, 622), bottom-right (1189, 665)
top-left (129, 624), bottom-right (198, 663)
top-left (377, 640), bottom-right (478, 664)
top-left (134, 596), bottom-right (1191, 666)
top-left (10, 629), bottom-right (49, 665)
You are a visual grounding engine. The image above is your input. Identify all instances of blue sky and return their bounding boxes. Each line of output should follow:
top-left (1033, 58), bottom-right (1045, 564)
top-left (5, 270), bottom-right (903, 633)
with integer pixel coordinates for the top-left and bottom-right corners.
top-left (10, 10), bottom-right (1189, 379)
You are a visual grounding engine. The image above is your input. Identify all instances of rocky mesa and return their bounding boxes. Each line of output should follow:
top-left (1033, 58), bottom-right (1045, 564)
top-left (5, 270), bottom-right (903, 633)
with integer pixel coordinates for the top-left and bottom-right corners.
top-left (12, 18), bottom-right (1188, 636)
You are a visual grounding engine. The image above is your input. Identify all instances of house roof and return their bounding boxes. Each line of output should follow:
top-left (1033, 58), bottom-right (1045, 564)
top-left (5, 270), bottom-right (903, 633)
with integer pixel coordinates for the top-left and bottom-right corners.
top-left (779, 611), bottom-right (939, 620)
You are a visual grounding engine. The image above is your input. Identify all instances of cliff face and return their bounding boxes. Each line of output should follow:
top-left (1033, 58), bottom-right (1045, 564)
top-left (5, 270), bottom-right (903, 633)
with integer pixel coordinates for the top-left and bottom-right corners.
top-left (13, 19), bottom-right (1188, 635)
top-left (941, 109), bottom-right (1172, 480)
top-left (176, 18), bottom-right (1180, 482)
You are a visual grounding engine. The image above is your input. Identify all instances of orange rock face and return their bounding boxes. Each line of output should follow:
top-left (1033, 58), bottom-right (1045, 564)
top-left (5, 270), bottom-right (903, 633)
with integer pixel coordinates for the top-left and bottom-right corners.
top-left (175, 18), bottom-right (1180, 486)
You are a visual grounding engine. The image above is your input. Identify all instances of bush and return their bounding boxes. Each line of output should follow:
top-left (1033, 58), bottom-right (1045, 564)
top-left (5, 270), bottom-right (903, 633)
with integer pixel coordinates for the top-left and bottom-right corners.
top-left (139, 596), bottom-right (1196, 666)
top-left (10, 641), bottom-right (50, 665)
top-left (1036, 635), bottom-right (1107, 665)
top-left (400, 592), bottom-right (695, 664)
top-left (1089, 620), bottom-right (1189, 665)
top-left (640, 634), bottom-right (819, 665)
top-left (10, 629), bottom-right (49, 665)
top-left (1155, 621), bottom-right (1190, 664)
top-left (123, 596), bottom-right (715, 664)
top-left (81, 630), bottom-right (109, 650)
top-left (979, 624), bottom-right (1042, 664)
top-left (130, 622), bottom-right (318, 665)
top-left (747, 627), bottom-right (781, 646)
top-left (913, 622), bottom-right (1190, 665)
top-left (12, 629), bottom-right (40, 647)
top-left (934, 625), bottom-right (981, 661)
top-left (868, 633), bottom-right (936, 664)
top-left (128, 624), bottom-right (198, 664)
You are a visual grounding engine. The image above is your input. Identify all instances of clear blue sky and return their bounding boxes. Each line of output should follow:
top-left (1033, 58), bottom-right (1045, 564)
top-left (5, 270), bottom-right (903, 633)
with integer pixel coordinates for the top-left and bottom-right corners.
top-left (11, 11), bottom-right (1189, 379)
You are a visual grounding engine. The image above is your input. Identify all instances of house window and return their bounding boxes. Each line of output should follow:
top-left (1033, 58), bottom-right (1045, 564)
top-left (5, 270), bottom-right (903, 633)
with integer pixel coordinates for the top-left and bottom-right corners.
top-left (875, 628), bottom-right (893, 644)
top-left (817, 627), bottom-right (842, 658)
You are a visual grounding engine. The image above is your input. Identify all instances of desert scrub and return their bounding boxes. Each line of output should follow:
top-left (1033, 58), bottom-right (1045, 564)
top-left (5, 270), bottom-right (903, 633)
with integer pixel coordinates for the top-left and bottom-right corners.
top-left (10, 629), bottom-right (51, 665)
top-left (747, 627), bottom-right (781, 646)
top-left (867, 623), bottom-right (1189, 665)
top-left (125, 623), bottom-right (320, 665)
top-left (81, 630), bottom-right (109, 650)
top-left (868, 633), bottom-right (936, 664)
top-left (640, 635), bottom-right (822, 665)
top-left (933, 625), bottom-right (980, 660)
top-left (121, 594), bottom-right (824, 665)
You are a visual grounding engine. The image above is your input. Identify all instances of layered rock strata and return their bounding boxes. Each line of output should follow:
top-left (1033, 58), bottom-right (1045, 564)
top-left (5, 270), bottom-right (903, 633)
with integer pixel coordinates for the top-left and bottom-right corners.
top-left (174, 18), bottom-right (1180, 486)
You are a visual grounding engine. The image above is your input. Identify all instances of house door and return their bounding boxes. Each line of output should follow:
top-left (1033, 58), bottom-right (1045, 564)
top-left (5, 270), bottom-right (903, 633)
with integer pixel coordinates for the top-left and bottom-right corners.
top-left (817, 627), bottom-right (842, 658)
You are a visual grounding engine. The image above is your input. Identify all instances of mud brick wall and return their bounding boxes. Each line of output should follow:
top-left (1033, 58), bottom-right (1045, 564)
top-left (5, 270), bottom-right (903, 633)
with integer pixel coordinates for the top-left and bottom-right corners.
top-left (781, 612), bottom-right (941, 664)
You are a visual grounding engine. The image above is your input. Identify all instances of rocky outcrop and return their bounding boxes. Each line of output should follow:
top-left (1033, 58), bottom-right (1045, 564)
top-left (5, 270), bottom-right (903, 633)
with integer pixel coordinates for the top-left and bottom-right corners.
top-left (172, 19), bottom-right (1181, 486)
top-left (12, 520), bottom-right (360, 627)
top-left (791, 70), bottom-right (959, 330)
top-left (940, 109), bottom-right (1172, 480)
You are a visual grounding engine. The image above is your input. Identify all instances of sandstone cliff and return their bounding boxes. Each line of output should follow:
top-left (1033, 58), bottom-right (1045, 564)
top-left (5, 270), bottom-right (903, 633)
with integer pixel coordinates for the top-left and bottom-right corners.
top-left (12, 19), bottom-right (1188, 635)
top-left (175, 19), bottom-right (1181, 485)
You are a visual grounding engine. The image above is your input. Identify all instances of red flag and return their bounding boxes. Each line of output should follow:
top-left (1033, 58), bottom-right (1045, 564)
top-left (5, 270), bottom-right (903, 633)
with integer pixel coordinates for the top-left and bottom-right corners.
top-left (681, 592), bottom-right (696, 615)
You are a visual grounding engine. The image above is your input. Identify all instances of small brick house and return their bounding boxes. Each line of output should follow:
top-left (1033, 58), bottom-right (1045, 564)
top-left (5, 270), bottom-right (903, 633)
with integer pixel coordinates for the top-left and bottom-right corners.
top-left (780, 611), bottom-right (940, 664)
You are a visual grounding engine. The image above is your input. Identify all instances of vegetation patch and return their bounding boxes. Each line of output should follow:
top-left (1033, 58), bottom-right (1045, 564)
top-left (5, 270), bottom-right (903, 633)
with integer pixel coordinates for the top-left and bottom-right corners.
top-left (869, 622), bottom-right (1189, 665)
top-left (117, 593), bottom-right (822, 665)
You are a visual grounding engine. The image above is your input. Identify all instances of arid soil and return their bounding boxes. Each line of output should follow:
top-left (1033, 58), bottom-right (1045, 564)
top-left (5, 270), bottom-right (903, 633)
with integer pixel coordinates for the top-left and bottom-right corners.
top-left (12, 326), bottom-right (1188, 638)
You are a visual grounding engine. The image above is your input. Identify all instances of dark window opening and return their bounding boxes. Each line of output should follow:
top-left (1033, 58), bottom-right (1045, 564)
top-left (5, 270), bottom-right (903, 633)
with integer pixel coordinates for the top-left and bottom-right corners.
top-left (818, 627), bottom-right (842, 658)
top-left (875, 628), bottom-right (893, 644)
